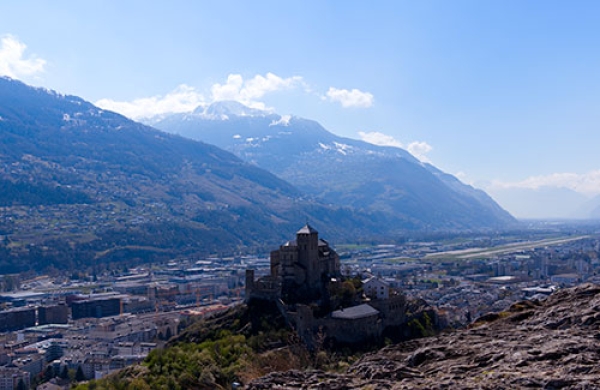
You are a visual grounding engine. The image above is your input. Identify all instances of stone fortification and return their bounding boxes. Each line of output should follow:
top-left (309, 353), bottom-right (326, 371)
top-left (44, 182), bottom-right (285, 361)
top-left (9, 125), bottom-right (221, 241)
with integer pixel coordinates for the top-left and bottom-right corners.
top-left (246, 224), bottom-right (435, 349)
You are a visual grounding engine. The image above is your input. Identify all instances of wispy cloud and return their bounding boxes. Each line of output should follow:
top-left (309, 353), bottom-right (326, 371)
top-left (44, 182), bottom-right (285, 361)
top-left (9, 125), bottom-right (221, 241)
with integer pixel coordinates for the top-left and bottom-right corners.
top-left (489, 170), bottom-right (600, 196)
top-left (358, 131), bottom-right (432, 162)
top-left (0, 35), bottom-right (46, 78)
top-left (211, 73), bottom-right (304, 110)
top-left (96, 84), bottom-right (205, 120)
top-left (326, 87), bottom-right (374, 108)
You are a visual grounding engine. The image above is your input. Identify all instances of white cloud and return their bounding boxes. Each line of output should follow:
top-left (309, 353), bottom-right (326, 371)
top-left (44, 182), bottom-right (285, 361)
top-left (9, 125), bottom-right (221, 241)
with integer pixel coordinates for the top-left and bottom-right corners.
top-left (211, 74), bottom-right (244, 102)
top-left (358, 131), bottom-right (403, 148)
top-left (96, 72), bottom-right (375, 120)
top-left (211, 72), bottom-right (304, 109)
top-left (407, 141), bottom-right (433, 163)
top-left (98, 73), bottom-right (306, 119)
top-left (0, 35), bottom-right (46, 78)
top-left (269, 114), bottom-right (292, 127)
top-left (489, 170), bottom-right (600, 196)
top-left (326, 87), bottom-right (374, 108)
top-left (96, 73), bottom-right (304, 119)
top-left (358, 131), bottom-right (432, 162)
top-left (96, 84), bottom-right (205, 120)
top-left (453, 171), bottom-right (477, 186)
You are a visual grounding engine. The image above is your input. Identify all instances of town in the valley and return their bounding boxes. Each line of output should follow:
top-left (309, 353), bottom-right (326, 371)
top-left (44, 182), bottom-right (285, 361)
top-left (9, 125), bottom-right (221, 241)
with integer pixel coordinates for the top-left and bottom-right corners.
top-left (0, 222), bottom-right (599, 389)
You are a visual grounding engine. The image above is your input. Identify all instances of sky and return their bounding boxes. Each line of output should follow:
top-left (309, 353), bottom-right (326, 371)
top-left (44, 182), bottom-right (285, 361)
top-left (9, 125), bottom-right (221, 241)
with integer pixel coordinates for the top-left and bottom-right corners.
top-left (1, 1), bottom-right (600, 218)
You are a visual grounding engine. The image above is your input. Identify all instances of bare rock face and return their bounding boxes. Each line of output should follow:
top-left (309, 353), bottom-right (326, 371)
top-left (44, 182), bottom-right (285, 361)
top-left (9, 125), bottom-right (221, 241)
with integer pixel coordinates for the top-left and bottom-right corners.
top-left (247, 284), bottom-right (600, 389)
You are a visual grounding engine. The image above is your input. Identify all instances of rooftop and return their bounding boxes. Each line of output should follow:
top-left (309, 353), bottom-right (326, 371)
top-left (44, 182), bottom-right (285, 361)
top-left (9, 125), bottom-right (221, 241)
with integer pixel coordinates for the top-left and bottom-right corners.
top-left (331, 304), bottom-right (379, 320)
top-left (297, 223), bottom-right (318, 235)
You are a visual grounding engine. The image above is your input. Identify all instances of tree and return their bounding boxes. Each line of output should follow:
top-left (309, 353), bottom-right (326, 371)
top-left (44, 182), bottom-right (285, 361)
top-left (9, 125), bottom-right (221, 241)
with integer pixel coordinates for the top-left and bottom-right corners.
top-left (75, 365), bottom-right (86, 382)
top-left (2, 275), bottom-right (18, 292)
top-left (340, 280), bottom-right (356, 306)
top-left (129, 378), bottom-right (152, 390)
top-left (44, 365), bottom-right (55, 381)
top-left (59, 365), bottom-right (69, 380)
top-left (16, 379), bottom-right (26, 390)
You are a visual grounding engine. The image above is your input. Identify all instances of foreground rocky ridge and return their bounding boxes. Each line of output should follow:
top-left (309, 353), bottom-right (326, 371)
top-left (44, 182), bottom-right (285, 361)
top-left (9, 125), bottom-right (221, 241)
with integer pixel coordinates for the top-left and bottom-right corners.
top-left (248, 284), bottom-right (600, 389)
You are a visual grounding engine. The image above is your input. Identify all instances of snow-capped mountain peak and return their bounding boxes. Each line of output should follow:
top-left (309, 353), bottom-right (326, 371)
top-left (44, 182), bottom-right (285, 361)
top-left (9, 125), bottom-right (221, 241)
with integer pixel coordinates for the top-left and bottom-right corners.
top-left (149, 101), bottom-right (516, 230)
top-left (194, 100), bottom-right (270, 120)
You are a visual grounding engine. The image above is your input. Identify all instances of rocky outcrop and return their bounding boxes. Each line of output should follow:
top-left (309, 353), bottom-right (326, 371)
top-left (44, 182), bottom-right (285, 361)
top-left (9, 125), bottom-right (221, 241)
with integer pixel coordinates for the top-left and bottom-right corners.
top-left (247, 284), bottom-right (600, 389)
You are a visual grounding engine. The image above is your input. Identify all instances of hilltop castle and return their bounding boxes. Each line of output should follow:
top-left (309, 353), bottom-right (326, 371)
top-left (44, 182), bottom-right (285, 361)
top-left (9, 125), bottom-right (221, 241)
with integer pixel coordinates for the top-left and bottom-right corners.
top-left (246, 223), bottom-right (340, 303)
top-left (246, 224), bottom-right (437, 347)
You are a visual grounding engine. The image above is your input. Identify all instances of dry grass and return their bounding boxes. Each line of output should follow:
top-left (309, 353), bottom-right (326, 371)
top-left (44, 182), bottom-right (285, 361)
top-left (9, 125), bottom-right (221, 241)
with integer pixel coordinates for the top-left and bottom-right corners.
top-left (238, 346), bottom-right (309, 383)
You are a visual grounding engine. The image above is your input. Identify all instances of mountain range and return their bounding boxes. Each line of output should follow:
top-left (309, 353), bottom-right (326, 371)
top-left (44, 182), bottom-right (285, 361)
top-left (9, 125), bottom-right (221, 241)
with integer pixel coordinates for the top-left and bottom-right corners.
top-left (149, 101), bottom-right (515, 230)
top-left (582, 195), bottom-right (600, 219)
top-left (0, 78), bottom-right (516, 272)
top-left (0, 78), bottom-right (389, 272)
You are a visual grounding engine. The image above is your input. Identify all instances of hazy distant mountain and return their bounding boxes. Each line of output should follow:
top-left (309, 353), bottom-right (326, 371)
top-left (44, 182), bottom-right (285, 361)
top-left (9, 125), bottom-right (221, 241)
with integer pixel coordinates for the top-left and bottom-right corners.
top-left (150, 101), bottom-right (516, 230)
top-left (576, 195), bottom-right (600, 219)
top-left (592, 201), bottom-right (600, 219)
top-left (487, 186), bottom-right (590, 219)
top-left (0, 78), bottom-right (392, 272)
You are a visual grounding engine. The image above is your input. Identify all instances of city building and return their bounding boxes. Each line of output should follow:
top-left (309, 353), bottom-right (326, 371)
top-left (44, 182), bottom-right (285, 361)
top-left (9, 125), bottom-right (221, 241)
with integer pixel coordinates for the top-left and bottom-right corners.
top-left (38, 304), bottom-right (69, 325)
top-left (0, 308), bottom-right (36, 332)
top-left (363, 276), bottom-right (390, 300)
top-left (71, 298), bottom-right (121, 320)
top-left (0, 367), bottom-right (29, 390)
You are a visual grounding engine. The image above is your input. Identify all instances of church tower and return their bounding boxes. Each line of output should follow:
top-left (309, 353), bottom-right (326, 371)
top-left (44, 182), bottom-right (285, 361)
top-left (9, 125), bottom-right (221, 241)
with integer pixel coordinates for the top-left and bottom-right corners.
top-left (296, 223), bottom-right (320, 289)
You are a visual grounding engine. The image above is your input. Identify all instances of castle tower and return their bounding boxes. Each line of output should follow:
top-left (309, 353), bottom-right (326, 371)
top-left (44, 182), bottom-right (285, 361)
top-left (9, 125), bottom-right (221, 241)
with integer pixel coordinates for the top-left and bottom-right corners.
top-left (296, 223), bottom-right (320, 289)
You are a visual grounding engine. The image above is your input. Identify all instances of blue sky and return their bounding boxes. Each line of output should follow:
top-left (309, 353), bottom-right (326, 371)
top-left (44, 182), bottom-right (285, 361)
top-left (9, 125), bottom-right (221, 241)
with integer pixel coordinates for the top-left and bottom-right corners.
top-left (1, 1), bottom-right (600, 217)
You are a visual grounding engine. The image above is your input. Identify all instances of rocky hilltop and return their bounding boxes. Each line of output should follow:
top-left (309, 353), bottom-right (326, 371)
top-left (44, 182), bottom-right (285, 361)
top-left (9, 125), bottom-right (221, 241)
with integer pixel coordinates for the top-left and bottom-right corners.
top-left (248, 284), bottom-right (600, 389)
